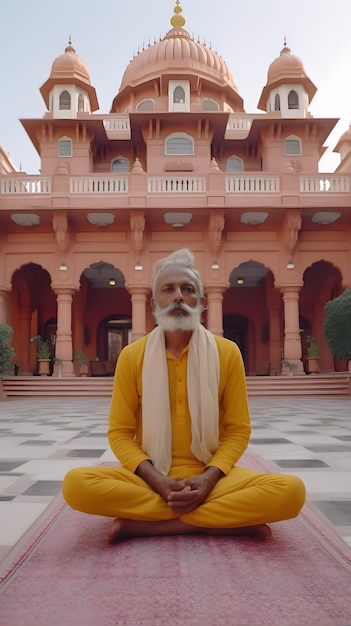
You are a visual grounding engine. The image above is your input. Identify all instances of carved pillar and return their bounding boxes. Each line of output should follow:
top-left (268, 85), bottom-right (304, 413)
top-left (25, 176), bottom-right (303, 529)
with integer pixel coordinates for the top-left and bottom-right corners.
top-left (281, 286), bottom-right (304, 373)
top-left (129, 288), bottom-right (149, 341)
top-left (208, 212), bottom-right (225, 264)
top-left (268, 307), bottom-right (281, 375)
top-left (54, 288), bottom-right (75, 376)
top-left (130, 212), bottom-right (145, 265)
top-left (206, 287), bottom-right (225, 337)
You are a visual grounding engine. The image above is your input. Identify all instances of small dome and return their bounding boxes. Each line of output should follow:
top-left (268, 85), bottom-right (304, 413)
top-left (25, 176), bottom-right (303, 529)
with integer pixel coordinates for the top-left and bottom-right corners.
top-left (49, 43), bottom-right (91, 84)
top-left (258, 43), bottom-right (316, 111)
top-left (40, 41), bottom-right (99, 111)
top-left (268, 45), bottom-right (307, 84)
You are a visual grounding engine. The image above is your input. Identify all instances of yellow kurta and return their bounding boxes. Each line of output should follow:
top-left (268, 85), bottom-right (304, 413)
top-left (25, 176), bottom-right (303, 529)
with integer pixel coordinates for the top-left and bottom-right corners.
top-left (62, 333), bottom-right (306, 527)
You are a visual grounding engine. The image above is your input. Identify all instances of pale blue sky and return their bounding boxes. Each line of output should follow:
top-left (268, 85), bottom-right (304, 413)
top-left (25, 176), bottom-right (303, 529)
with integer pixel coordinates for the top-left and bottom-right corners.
top-left (1, 0), bottom-right (350, 173)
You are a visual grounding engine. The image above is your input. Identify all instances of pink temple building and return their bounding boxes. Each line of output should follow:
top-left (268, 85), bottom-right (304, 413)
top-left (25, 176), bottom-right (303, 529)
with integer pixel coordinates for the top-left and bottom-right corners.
top-left (0, 1), bottom-right (350, 378)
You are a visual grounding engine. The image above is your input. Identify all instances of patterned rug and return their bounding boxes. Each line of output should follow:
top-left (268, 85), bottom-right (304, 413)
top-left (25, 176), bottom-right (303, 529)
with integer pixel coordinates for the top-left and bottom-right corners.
top-left (1, 454), bottom-right (351, 626)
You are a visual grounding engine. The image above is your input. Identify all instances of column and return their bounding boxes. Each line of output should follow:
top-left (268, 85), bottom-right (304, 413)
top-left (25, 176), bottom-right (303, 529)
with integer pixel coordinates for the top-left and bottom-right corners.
top-left (129, 288), bottom-right (149, 341)
top-left (206, 287), bottom-right (225, 337)
top-left (269, 307), bottom-right (281, 375)
top-left (54, 288), bottom-right (75, 376)
top-left (281, 286), bottom-right (304, 374)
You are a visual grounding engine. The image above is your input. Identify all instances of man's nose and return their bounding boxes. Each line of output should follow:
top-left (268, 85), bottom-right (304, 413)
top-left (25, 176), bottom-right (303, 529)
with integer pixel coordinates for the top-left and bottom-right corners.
top-left (173, 287), bottom-right (183, 301)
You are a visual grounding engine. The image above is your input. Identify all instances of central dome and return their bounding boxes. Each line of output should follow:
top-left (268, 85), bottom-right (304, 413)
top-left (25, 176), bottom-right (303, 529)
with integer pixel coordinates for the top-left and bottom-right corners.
top-left (119, 26), bottom-right (238, 94)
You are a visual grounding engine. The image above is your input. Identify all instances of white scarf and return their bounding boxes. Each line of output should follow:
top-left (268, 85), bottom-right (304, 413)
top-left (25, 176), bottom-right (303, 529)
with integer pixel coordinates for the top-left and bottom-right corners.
top-left (142, 325), bottom-right (220, 475)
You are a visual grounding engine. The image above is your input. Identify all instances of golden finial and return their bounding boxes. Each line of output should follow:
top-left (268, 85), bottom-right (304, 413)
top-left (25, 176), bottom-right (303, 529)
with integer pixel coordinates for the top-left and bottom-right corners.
top-left (170, 0), bottom-right (186, 27)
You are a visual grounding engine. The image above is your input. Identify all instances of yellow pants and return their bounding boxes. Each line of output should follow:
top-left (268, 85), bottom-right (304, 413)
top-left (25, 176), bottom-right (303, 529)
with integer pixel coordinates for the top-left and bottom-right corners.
top-left (62, 465), bottom-right (306, 528)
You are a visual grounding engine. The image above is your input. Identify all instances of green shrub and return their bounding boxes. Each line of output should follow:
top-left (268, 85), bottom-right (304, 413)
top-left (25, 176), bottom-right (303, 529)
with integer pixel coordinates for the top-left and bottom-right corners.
top-left (0, 324), bottom-right (16, 379)
top-left (324, 288), bottom-right (351, 361)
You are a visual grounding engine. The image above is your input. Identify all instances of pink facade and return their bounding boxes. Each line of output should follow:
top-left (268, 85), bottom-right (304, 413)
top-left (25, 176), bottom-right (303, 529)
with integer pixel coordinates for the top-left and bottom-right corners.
top-left (0, 2), bottom-right (350, 377)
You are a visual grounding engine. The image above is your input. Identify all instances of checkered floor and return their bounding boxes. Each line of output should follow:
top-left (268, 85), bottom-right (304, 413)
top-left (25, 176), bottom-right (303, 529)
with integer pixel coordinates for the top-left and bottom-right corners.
top-left (0, 395), bottom-right (350, 561)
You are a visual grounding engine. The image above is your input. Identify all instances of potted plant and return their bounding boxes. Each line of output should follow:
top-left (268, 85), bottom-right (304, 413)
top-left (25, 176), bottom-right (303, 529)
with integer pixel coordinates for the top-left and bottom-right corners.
top-left (281, 356), bottom-right (298, 376)
top-left (306, 335), bottom-right (321, 374)
top-left (324, 288), bottom-right (351, 371)
top-left (74, 349), bottom-right (89, 376)
top-left (0, 324), bottom-right (16, 398)
top-left (30, 335), bottom-right (51, 376)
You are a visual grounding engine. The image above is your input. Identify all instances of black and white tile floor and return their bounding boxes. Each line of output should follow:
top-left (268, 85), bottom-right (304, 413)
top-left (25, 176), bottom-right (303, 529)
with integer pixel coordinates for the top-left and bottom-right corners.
top-left (0, 395), bottom-right (350, 561)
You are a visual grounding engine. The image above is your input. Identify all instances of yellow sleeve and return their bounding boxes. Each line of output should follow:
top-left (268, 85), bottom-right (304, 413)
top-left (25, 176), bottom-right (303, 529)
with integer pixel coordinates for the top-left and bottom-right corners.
top-left (206, 336), bottom-right (251, 474)
top-left (107, 337), bottom-right (151, 473)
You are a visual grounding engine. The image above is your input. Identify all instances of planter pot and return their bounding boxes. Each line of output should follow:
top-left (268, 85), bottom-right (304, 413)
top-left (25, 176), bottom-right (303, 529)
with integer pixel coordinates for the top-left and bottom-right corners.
top-left (38, 359), bottom-right (51, 376)
top-left (306, 356), bottom-right (320, 374)
top-left (334, 358), bottom-right (348, 372)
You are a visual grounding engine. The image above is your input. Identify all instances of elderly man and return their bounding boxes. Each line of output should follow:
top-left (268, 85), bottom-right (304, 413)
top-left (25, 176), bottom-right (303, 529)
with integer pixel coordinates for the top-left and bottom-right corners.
top-left (62, 248), bottom-right (305, 543)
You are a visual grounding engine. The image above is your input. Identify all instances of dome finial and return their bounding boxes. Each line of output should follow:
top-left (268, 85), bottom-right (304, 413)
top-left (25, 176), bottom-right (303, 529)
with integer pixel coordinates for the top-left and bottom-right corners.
top-left (170, 0), bottom-right (186, 28)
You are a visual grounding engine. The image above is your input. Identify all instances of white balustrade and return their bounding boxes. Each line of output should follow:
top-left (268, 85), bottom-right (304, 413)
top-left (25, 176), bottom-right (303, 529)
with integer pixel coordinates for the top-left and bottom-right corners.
top-left (1, 178), bottom-right (51, 194)
top-left (103, 118), bottom-right (131, 132)
top-left (300, 176), bottom-right (350, 193)
top-left (147, 177), bottom-right (206, 192)
top-left (226, 116), bottom-right (252, 131)
top-left (70, 177), bottom-right (128, 193)
top-left (226, 176), bottom-right (280, 193)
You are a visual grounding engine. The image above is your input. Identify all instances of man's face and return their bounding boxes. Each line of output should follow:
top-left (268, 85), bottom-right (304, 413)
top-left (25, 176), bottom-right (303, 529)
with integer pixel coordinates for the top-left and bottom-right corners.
top-left (152, 265), bottom-right (203, 332)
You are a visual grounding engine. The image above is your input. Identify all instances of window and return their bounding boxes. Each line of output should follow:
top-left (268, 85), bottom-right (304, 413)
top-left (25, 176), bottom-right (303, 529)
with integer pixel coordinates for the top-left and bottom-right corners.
top-left (111, 157), bottom-right (129, 172)
top-left (58, 138), bottom-right (72, 157)
top-left (202, 99), bottom-right (219, 112)
top-left (136, 100), bottom-right (154, 112)
top-left (78, 94), bottom-right (84, 112)
top-left (285, 136), bottom-right (301, 155)
top-left (227, 156), bottom-right (244, 172)
top-left (274, 94), bottom-right (281, 111)
top-left (173, 86), bottom-right (185, 103)
top-left (288, 90), bottom-right (299, 110)
top-left (59, 90), bottom-right (71, 110)
top-left (165, 134), bottom-right (194, 155)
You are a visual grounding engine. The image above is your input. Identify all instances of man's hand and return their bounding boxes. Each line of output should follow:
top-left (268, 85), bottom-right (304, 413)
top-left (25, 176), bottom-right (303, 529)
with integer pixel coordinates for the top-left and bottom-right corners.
top-left (136, 461), bottom-right (223, 514)
top-left (167, 467), bottom-right (224, 514)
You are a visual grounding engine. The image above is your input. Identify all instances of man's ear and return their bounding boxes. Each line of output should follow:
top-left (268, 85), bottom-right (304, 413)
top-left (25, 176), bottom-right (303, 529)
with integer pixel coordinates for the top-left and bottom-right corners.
top-left (201, 295), bottom-right (208, 311)
top-left (150, 297), bottom-right (156, 312)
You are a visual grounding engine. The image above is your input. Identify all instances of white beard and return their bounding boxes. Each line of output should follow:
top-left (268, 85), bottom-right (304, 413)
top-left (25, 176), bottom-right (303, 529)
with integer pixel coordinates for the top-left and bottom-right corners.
top-left (154, 302), bottom-right (202, 332)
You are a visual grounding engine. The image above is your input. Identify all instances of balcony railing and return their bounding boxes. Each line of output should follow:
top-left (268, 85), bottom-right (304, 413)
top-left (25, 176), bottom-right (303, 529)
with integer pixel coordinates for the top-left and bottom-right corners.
top-left (226, 176), bottom-right (280, 193)
top-left (1, 177), bottom-right (51, 194)
top-left (300, 176), bottom-right (350, 193)
top-left (102, 117), bottom-right (131, 132)
top-left (147, 177), bottom-right (206, 192)
top-left (226, 116), bottom-right (252, 132)
top-left (1, 174), bottom-right (350, 198)
top-left (70, 177), bottom-right (128, 193)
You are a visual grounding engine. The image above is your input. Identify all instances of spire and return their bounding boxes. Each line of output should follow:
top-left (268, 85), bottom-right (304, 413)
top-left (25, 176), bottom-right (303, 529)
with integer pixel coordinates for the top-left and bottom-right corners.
top-left (170, 0), bottom-right (186, 28)
top-left (281, 35), bottom-right (291, 55)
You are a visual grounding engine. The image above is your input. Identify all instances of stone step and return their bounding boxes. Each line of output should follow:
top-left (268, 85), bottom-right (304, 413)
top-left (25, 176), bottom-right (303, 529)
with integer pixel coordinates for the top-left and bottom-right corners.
top-left (2, 374), bottom-right (350, 397)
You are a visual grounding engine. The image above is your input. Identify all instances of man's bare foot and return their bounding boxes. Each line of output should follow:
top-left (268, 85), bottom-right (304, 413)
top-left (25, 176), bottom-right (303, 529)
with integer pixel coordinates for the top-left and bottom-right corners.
top-left (107, 518), bottom-right (272, 544)
top-left (234, 524), bottom-right (272, 540)
top-left (106, 519), bottom-right (125, 544)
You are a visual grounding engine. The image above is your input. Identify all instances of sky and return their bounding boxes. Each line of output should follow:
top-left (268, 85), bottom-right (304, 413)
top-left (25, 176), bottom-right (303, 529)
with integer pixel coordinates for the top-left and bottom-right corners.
top-left (1, 0), bottom-right (350, 174)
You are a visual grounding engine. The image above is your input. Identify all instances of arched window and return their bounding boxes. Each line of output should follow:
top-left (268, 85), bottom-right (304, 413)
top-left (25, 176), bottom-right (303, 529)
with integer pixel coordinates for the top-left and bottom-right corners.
top-left (288, 90), bottom-right (299, 110)
top-left (136, 100), bottom-right (154, 112)
top-left (59, 90), bottom-right (71, 110)
top-left (227, 156), bottom-right (244, 172)
top-left (202, 99), bottom-right (219, 112)
top-left (58, 137), bottom-right (72, 157)
top-left (274, 94), bottom-right (281, 111)
top-left (111, 157), bottom-right (129, 172)
top-left (285, 135), bottom-right (301, 155)
top-left (78, 94), bottom-right (84, 112)
top-left (173, 86), bottom-right (185, 103)
top-left (165, 133), bottom-right (194, 155)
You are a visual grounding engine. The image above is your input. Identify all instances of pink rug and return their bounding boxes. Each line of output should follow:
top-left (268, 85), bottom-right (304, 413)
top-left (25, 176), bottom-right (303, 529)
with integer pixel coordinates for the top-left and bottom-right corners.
top-left (1, 454), bottom-right (351, 626)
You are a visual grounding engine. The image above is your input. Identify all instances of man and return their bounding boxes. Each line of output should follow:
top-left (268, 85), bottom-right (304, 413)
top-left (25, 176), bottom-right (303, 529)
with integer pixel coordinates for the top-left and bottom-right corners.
top-left (62, 248), bottom-right (306, 543)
